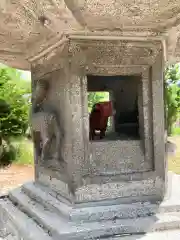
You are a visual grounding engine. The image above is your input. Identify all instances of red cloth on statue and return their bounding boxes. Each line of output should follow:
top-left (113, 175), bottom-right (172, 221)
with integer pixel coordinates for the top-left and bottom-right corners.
top-left (95, 101), bottom-right (113, 117)
top-left (89, 101), bottom-right (113, 139)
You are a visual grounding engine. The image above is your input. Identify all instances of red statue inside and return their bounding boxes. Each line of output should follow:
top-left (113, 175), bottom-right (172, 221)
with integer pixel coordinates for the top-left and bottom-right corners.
top-left (89, 101), bottom-right (114, 140)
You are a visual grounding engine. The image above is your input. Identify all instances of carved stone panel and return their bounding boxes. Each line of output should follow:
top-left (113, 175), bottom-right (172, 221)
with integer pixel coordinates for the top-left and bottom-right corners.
top-left (31, 42), bottom-right (69, 80)
top-left (31, 77), bottom-right (65, 175)
top-left (69, 39), bottom-right (162, 76)
top-left (86, 65), bottom-right (148, 76)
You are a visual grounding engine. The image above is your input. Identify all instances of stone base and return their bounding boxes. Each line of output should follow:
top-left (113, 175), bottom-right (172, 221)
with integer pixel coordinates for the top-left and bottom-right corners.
top-left (0, 172), bottom-right (180, 240)
top-left (0, 234), bottom-right (17, 240)
top-left (111, 230), bottom-right (180, 239)
top-left (37, 170), bottom-right (164, 204)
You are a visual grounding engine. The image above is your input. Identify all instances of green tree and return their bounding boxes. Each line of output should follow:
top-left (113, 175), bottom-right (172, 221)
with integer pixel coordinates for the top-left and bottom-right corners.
top-left (88, 92), bottom-right (109, 112)
top-left (0, 67), bottom-right (31, 137)
top-left (165, 64), bottom-right (180, 135)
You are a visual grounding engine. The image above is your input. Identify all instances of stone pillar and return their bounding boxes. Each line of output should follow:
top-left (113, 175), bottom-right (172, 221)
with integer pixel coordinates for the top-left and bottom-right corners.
top-left (30, 46), bottom-right (91, 201)
top-left (137, 72), bottom-right (153, 171)
top-left (30, 76), bottom-right (39, 180)
top-left (67, 72), bottom-right (90, 188)
top-left (141, 69), bottom-right (153, 169)
top-left (109, 90), bottom-right (115, 132)
top-left (31, 64), bottom-right (75, 198)
top-left (138, 76), bottom-right (145, 145)
top-left (151, 51), bottom-right (166, 193)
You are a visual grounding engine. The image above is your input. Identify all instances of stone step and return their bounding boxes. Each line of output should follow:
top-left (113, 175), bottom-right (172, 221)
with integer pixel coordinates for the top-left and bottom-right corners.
top-left (22, 182), bottom-right (180, 223)
top-left (3, 234), bottom-right (18, 240)
top-left (23, 182), bottom-right (156, 221)
top-left (105, 230), bottom-right (180, 239)
top-left (0, 199), bottom-right (52, 240)
top-left (0, 235), bottom-right (14, 240)
top-left (4, 235), bottom-right (14, 240)
top-left (9, 188), bottom-right (72, 239)
top-left (8, 187), bottom-right (180, 240)
top-left (22, 182), bottom-right (72, 220)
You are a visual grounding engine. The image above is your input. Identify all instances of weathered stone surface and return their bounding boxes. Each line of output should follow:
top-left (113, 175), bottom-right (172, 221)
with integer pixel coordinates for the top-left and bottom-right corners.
top-left (21, 181), bottom-right (180, 223)
top-left (105, 230), bottom-right (180, 240)
top-left (2, 185), bottom-right (180, 239)
top-left (0, 199), bottom-right (52, 240)
top-left (37, 169), bottom-right (163, 203)
top-left (89, 140), bottom-right (151, 175)
top-left (31, 45), bottom-right (166, 199)
top-left (0, 172), bottom-right (179, 239)
top-left (75, 178), bottom-right (163, 203)
top-left (0, 1), bottom-right (178, 240)
top-left (0, 234), bottom-right (19, 240)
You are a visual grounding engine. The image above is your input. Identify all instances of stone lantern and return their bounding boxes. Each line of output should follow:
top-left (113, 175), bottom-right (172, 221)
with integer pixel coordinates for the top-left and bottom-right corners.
top-left (0, 1), bottom-right (180, 239)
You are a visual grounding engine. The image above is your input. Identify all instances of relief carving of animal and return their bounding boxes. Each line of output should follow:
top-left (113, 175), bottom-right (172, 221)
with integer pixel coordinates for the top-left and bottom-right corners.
top-left (31, 79), bottom-right (64, 163)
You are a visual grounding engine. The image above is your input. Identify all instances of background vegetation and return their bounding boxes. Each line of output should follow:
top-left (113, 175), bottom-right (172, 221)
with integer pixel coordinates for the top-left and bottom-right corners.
top-left (0, 67), bottom-right (32, 166)
top-left (165, 64), bottom-right (180, 135)
top-left (88, 92), bottom-right (109, 112)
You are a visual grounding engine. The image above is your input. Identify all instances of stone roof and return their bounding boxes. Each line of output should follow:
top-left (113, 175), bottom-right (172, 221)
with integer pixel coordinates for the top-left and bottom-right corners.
top-left (1, 0), bottom-right (180, 70)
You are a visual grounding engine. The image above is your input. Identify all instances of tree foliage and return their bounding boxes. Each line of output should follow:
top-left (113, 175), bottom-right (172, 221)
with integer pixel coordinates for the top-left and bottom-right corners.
top-left (165, 64), bottom-right (180, 135)
top-left (0, 67), bottom-right (31, 137)
top-left (88, 92), bottom-right (109, 112)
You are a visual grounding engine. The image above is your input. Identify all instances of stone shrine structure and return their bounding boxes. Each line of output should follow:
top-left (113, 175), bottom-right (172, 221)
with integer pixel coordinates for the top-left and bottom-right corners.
top-left (0, 0), bottom-right (180, 239)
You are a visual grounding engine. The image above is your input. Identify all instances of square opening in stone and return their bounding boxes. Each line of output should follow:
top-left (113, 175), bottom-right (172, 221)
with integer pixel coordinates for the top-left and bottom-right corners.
top-left (87, 75), bottom-right (140, 141)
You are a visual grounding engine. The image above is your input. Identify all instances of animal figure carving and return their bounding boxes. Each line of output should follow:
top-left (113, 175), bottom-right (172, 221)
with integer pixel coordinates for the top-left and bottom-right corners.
top-left (32, 111), bottom-right (62, 161)
top-left (89, 101), bottom-right (113, 140)
top-left (31, 80), bottom-right (63, 163)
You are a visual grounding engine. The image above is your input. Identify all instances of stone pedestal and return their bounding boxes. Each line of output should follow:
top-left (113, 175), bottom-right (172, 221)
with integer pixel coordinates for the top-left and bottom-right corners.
top-left (0, 39), bottom-right (175, 239)
top-left (0, 172), bottom-right (180, 240)
top-left (29, 43), bottom-right (166, 205)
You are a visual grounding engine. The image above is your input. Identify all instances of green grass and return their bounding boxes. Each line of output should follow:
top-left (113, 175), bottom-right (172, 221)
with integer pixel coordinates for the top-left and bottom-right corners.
top-left (168, 136), bottom-right (180, 174)
top-left (172, 127), bottom-right (180, 136)
top-left (10, 137), bottom-right (34, 165)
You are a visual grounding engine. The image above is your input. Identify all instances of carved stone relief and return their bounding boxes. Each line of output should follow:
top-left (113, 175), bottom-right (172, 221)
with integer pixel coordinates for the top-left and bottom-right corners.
top-left (31, 43), bottom-right (69, 80)
top-left (86, 65), bottom-right (148, 76)
top-left (68, 41), bottom-right (87, 74)
top-left (68, 39), bottom-right (162, 75)
top-left (31, 78), bottom-right (64, 169)
top-left (30, 38), bottom-right (162, 81)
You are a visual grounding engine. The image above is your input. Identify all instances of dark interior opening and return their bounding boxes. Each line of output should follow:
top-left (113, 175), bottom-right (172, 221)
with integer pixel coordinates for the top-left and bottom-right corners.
top-left (87, 75), bottom-right (140, 141)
